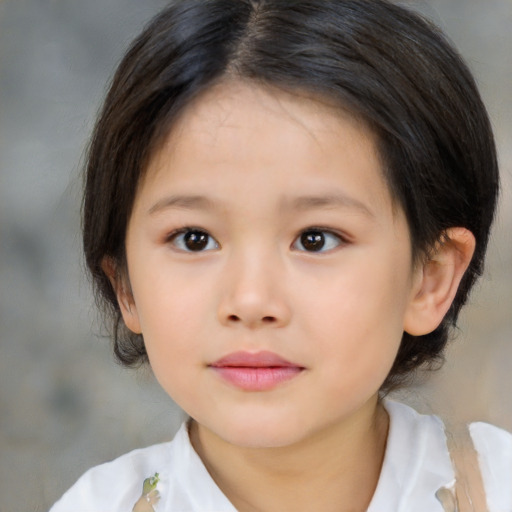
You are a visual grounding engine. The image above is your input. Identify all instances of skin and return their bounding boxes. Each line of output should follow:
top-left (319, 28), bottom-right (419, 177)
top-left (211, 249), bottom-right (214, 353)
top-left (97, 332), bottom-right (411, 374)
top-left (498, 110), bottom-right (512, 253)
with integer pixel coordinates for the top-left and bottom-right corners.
top-left (109, 81), bottom-right (475, 511)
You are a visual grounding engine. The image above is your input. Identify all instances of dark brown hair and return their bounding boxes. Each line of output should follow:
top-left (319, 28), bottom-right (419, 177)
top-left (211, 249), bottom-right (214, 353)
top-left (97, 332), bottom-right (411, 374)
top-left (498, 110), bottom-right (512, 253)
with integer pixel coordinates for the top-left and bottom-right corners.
top-left (83, 0), bottom-right (499, 391)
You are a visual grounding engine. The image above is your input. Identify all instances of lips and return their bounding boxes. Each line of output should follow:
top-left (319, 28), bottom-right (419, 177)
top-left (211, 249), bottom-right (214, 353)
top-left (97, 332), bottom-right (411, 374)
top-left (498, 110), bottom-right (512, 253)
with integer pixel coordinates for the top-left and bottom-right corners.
top-left (209, 351), bottom-right (304, 391)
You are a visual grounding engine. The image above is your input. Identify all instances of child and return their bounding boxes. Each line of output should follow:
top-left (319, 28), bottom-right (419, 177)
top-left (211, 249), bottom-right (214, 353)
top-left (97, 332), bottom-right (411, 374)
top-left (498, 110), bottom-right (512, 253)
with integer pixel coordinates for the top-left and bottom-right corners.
top-left (50, 0), bottom-right (511, 510)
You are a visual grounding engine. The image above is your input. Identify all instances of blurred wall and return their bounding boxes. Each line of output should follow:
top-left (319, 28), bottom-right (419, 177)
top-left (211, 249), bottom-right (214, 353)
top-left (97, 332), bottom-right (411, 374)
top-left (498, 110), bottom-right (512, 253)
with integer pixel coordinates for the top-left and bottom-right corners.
top-left (0, 1), bottom-right (510, 510)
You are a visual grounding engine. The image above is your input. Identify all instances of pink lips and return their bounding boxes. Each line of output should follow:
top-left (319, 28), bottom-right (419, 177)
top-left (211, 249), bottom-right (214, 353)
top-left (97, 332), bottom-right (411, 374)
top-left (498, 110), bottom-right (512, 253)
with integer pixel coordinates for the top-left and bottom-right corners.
top-left (209, 351), bottom-right (304, 391)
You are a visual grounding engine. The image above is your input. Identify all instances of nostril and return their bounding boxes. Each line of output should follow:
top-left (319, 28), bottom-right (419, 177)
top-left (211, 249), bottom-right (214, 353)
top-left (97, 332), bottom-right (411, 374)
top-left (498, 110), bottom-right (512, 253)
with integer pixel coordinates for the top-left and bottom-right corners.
top-left (226, 314), bottom-right (276, 324)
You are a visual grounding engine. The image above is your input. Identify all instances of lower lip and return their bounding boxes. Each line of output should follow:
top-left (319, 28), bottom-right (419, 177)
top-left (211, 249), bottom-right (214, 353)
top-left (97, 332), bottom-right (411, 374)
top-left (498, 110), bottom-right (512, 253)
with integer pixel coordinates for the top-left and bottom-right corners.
top-left (211, 366), bottom-right (303, 391)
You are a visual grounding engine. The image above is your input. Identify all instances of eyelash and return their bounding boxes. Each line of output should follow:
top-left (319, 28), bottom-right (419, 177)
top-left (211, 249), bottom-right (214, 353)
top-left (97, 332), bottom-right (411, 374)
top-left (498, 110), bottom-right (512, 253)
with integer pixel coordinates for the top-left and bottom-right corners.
top-left (291, 228), bottom-right (347, 253)
top-left (166, 227), bottom-right (347, 253)
top-left (166, 228), bottom-right (219, 252)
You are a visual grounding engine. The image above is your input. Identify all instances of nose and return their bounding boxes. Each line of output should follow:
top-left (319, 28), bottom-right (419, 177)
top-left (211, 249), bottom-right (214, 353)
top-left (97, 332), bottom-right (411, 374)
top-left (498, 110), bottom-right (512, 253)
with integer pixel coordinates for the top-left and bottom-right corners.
top-left (217, 250), bottom-right (291, 329)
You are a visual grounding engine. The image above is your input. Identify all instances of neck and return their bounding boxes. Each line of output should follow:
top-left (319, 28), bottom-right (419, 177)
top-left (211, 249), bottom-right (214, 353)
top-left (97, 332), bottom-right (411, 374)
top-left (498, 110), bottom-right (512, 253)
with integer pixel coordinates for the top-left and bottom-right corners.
top-left (190, 396), bottom-right (389, 512)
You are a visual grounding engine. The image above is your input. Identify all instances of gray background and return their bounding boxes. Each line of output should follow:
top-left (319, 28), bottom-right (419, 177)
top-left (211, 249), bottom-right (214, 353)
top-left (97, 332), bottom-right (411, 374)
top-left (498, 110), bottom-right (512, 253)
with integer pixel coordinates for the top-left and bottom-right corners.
top-left (0, 1), bottom-right (510, 511)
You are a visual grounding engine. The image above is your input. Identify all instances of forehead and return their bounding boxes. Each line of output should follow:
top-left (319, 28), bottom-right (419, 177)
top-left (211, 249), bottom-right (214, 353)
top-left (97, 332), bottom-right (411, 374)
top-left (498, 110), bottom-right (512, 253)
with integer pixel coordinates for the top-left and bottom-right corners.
top-left (158, 81), bottom-right (376, 162)
top-left (141, 81), bottom-right (395, 219)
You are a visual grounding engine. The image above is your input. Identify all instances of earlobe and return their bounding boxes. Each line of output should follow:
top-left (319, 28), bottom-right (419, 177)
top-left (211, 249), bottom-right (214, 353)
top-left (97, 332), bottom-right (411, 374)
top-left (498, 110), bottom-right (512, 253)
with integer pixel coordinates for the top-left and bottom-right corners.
top-left (101, 257), bottom-right (142, 334)
top-left (403, 228), bottom-right (476, 336)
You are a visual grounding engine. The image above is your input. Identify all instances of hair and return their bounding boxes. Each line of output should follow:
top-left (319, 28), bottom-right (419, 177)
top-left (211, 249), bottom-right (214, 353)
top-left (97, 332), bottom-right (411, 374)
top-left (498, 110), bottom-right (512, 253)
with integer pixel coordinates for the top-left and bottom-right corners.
top-left (83, 0), bottom-right (499, 391)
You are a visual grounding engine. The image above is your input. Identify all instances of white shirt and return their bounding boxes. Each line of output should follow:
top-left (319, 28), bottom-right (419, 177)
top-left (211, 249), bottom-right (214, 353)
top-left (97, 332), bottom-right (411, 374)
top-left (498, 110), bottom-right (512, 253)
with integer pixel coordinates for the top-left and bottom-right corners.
top-left (50, 401), bottom-right (512, 512)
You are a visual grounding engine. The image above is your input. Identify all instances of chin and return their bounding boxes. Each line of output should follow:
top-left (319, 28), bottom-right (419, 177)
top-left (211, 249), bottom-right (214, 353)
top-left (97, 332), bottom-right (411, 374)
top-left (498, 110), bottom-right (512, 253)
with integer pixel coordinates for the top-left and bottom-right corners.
top-left (212, 414), bottom-right (313, 449)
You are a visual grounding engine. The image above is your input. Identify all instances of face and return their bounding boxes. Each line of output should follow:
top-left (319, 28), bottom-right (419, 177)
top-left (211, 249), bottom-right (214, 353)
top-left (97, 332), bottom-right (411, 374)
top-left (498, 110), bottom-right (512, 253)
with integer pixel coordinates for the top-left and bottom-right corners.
top-left (120, 82), bottom-right (420, 448)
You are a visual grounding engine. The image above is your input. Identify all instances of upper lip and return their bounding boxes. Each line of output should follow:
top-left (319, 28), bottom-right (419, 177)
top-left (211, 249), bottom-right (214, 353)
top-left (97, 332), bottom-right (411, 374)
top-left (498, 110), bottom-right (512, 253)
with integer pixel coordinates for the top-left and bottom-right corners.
top-left (210, 351), bottom-right (302, 368)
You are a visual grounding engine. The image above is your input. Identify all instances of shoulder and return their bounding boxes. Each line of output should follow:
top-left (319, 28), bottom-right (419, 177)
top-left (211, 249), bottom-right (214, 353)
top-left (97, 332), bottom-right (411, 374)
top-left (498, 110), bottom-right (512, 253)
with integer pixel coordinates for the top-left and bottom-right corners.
top-left (382, 400), bottom-right (512, 511)
top-left (469, 421), bottom-right (512, 511)
top-left (49, 433), bottom-right (177, 512)
top-left (470, 420), bottom-right (512, 459)
top-left (470, 420), bottom-right (512, 455)
top-left (50, 422), bottom-right (237, 512)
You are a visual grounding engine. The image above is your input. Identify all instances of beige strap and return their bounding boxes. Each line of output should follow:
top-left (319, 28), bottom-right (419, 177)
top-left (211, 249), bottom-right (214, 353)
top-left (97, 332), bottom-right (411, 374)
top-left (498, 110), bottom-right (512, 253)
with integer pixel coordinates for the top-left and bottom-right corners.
top-left (446, 424), bottom-right (489, 512)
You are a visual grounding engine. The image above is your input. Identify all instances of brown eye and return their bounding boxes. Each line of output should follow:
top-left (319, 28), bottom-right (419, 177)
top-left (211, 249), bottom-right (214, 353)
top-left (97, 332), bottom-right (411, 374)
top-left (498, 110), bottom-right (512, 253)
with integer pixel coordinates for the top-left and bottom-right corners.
top-left (170, 229), bottom-right (219, 252)
top-left (184, 231), bottom-right (209, 251)
top-left (293, 229), bottom-right (343, 253)
top-left (300, 231), bottom-right (325, 251)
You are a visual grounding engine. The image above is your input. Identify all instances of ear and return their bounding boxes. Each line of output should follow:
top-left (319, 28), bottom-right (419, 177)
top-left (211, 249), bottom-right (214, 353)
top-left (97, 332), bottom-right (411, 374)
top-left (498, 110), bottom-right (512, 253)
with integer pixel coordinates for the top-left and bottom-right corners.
top-left (101, 257), bottom-right (142, 334)
top-left (403, 227), bottom-right (476, 336)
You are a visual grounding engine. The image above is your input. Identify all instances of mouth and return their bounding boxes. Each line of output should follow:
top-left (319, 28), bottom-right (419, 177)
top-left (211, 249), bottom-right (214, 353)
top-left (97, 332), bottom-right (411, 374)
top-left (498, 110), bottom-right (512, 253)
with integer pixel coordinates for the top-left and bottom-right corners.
top-left (209, 351), bottom-right (305, 391)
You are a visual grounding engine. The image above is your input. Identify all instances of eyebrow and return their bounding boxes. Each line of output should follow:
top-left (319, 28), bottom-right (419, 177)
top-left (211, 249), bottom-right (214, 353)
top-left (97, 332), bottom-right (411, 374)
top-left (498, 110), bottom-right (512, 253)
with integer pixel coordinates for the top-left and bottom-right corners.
top-left (148, 192), bottom-right (375, 218)
top-left (286, 194), bottom-right (375, 218)
top-left (148, 195), bottom-right (217, 215)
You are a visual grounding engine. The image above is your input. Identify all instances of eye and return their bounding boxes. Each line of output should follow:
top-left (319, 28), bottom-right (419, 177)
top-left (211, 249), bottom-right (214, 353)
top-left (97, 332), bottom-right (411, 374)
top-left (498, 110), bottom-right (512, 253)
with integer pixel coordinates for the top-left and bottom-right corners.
top-left (292, 229), bottom-right (344, 253)
top-left (168, 229), bottom-right (219, 252)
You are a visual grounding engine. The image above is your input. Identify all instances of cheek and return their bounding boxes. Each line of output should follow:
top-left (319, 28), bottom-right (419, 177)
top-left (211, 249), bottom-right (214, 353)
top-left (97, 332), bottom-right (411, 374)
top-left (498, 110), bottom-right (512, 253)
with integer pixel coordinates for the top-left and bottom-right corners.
top-left (134, 274), bottom-right (210, 403)
top-left (302, 257), bottom-right (408, 326)
top-left (133, 248), bottom-right (213, 312)
top-left (129, 261), bottom-right (215, 356)
top-left (297, 254), bottom-right (409, 375)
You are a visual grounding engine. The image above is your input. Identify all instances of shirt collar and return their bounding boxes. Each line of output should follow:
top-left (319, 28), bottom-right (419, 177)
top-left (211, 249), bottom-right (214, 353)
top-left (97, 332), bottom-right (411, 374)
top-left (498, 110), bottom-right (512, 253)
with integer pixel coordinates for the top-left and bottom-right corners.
top-left (169, 401), bottom-right (455, 511)
top-left (368, 400), bottom-right (455, 512)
